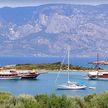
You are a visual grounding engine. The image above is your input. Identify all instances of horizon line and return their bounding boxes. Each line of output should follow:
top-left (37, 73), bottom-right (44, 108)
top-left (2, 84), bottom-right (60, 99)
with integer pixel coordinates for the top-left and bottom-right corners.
top-left (0, 3), bottom-right (108, 8)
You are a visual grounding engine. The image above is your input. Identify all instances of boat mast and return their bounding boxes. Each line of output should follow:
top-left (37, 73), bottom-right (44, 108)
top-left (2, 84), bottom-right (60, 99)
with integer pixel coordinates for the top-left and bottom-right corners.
top-left (95, 53), bottom-right (99, 70)
top-left (68, 47), bottom-right (70, 82)
top-left (96, 53), bottom-right (99, 75)
top-left (94, 53), bottom-right (99, 77)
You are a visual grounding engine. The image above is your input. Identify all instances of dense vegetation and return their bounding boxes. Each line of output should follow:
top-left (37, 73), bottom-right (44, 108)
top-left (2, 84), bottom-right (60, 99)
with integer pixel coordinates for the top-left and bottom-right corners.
top-left (15, 62), bottom-right (98, 70)
top-left (0, 91), bottom-right (108, 108)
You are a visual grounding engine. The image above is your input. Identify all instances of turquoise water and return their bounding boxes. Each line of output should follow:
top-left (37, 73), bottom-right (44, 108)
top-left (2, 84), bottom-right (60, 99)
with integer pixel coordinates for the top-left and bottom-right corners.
top-left (0, 56), bottom-right (108, 96)
top-left (0, 71), bottom-right (108, 96)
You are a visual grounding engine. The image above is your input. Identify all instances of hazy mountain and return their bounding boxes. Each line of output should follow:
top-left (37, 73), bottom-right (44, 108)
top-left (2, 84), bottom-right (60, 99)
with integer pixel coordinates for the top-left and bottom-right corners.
top-left (0, 4), bottom-right (108, 57)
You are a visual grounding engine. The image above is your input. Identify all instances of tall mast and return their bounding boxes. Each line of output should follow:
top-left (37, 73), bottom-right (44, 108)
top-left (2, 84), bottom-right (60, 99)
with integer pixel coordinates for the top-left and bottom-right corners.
top-left (68, 47), bottom-right (70, 82)
top-left (97, 53), bottom-right (99, 63)
top-left (95, 53), bottom-right (99, 69)
top-left (97, 53), bottom-right (99, 72)
top-left (68, 47), bottom-right (70, 71)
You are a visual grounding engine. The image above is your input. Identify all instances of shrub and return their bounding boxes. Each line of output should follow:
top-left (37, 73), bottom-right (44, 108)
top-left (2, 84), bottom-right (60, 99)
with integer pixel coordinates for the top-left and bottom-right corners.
top-left (0, 92), bottom-right (108, 108)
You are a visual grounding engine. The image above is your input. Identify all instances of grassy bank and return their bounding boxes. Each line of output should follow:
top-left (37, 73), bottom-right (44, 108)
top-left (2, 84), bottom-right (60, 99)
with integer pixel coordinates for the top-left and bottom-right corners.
top-left (0, 91), bottom-right (108, 108)
top-left (15, 62), bottom-right (98, 71)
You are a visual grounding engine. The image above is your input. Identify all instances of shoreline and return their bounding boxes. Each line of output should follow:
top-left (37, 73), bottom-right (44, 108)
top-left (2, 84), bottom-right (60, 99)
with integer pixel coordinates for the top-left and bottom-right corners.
top-left (0, 69), bottom-right (106, 73)
top-left (15, 69), bottom-right (107, 73)
top-left (36, 69), bottom-right (108, 73)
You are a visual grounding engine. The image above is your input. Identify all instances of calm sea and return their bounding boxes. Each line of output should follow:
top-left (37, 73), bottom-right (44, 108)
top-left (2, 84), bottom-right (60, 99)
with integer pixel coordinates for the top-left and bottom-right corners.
top-left (0, 56), bottom-right (108, 96)
top-left (0, 72), bottom-right (108, 96)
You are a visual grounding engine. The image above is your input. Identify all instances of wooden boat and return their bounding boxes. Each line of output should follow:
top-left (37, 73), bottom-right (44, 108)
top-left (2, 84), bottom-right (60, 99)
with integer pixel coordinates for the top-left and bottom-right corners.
top-left (0, 70), bottom-right (21, 79)
top-left (88, 71), bottom-right (108, 80)
top-left (0, 69), bottom-right (40, 79)
top-left (88, 53), bottom-right (108, 80)
top-left (18, 71), bottom-right (40, 79)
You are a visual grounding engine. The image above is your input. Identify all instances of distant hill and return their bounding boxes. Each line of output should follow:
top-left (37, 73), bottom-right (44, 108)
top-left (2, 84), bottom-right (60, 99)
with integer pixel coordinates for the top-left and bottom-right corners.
top-left (0, 4), bottom-right (108, 57)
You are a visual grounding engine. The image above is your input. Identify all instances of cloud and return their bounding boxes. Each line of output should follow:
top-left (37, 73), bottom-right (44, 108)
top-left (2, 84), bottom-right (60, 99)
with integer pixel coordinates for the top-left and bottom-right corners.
top-left (0, 0), bottom-right (39, 7)
top-left (0, 0), bottom-right (107, 7)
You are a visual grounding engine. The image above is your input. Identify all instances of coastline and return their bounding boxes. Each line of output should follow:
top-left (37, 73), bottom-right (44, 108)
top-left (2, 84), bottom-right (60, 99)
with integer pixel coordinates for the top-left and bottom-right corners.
top-left (0, 68), bottom-right (104, 73)
top-left (0, 62), bottom-right (101, 73)
top-left (35, 68), bottom-right (107, 73)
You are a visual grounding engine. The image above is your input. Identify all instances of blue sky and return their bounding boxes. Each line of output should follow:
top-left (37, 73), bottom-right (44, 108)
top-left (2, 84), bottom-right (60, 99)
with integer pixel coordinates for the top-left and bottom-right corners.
top-left (0, 0), bottom-right (108, 7)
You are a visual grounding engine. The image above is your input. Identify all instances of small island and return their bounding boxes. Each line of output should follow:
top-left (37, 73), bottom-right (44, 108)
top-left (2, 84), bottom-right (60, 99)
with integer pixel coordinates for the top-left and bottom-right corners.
top-left (0, 62), bottom-right (101, 72)
top-left (16, 62), bottom-right (102, 71)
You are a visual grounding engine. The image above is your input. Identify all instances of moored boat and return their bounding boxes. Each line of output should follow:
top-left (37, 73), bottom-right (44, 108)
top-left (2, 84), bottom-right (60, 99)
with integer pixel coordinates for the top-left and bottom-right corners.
top-left (0, 70), bottom-right (21, 79)
top-left (18, 71), bottom-right (40, 79)
top-left (56, 47), bottom-right (87, 90)
top-left (57, 81), bottom-right (87, 90)
top-left (0, 69), bottom-right (40, 79)
top-left (88, 53), bottom-right (108, 80)
top-left (88, 71), bottom-right (108, 80)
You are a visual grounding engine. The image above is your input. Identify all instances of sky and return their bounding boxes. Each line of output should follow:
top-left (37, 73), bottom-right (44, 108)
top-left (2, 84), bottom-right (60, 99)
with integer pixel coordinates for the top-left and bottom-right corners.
top-left (0, 0), bottom-right (108, 7)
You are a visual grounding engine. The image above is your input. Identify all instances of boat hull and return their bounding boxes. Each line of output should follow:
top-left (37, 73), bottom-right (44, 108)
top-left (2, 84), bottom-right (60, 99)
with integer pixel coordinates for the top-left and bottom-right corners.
top-left (88, 72), bottom-right (108, 80)
top-left (19, 73), bottom-right (40, 79)
top-left (57, 85), bottom-right (87, 90)
top-left (0, 71), bottom-right (21, 80)
top-left (0, 76), bottom-right (21, 80)
top-left (89, 77), bottom-right (108, 80)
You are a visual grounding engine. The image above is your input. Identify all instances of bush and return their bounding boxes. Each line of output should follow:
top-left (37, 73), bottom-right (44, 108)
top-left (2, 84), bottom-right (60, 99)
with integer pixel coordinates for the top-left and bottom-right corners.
top-left (85, 92), bottom-right (108, 108)
top-left (0, 92), bottom-right (108, 108)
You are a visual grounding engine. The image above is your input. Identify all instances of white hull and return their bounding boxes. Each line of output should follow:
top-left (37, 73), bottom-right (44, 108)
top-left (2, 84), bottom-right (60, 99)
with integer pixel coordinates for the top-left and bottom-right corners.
top-left (57, 86), bottom-right (86, 90)
top-left (0, 77), bottom-right (21, 80)
top-left (57, 85), bottom-right (87, 90)
top-left (89, 87), bottom-right (96, 90)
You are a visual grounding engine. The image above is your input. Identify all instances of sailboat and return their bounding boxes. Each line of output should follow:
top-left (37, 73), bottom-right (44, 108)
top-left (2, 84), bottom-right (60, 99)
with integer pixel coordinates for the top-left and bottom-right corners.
top-left (57, 48), bottom-right (87, 90)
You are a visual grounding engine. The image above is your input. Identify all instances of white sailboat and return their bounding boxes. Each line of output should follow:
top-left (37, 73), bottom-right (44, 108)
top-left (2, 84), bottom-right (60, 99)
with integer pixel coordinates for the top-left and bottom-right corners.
top-left (57, 48), bottom-right (87, 90)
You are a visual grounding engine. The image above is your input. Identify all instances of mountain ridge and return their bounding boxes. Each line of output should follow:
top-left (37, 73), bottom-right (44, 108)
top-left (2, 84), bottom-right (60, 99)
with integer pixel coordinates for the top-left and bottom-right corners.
top-left (0, 4), bottom-right (108, 57)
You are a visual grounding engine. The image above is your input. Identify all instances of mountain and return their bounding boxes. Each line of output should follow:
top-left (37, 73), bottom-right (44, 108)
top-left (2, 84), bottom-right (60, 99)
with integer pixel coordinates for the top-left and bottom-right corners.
top-left (0, 4), bottom-right (108, 57)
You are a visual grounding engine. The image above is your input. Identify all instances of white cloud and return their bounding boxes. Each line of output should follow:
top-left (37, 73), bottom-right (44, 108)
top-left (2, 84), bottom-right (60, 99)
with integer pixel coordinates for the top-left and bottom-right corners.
top-left (0, 0), bottom-right (39, 7)
top-left (0, 0), bottom-right (107, 7)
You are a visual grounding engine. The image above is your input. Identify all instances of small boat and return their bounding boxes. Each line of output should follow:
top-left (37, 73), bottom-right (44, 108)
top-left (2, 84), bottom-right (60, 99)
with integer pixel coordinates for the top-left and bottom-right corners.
top-left (56, 47), bottom-right (87, 90)
top-left (89, 86), bottom-right (96, 90)
top-left (0, 70), bottom-right (21, 79)
top-left (18, 71), bottom-right (40, 79)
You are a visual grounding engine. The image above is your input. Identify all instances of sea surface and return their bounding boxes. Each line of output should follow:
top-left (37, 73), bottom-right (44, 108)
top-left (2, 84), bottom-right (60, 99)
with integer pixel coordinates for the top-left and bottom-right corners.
top-left (0, 56), bottom-right (108, 96)
top-left (0, 72), bottom-right (108, 96)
